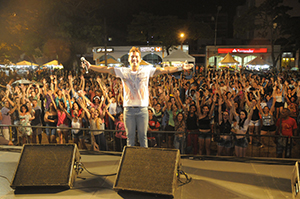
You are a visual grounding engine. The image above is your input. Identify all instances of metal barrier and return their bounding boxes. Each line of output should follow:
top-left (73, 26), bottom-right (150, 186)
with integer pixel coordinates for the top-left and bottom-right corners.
top-left (0, 124), bottom-right (298, 158)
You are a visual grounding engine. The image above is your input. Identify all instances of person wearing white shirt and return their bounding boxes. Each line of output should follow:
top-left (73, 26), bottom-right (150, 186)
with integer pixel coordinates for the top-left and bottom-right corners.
top-left (82, 47), bottom-right (193, 147)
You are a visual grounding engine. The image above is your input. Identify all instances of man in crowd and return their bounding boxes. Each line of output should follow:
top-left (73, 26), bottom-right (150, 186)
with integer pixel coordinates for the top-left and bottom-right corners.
top-left (31, 98), bottom-right (43, 144)
top-left (276, 108), bottom-right (297, 158)
top-left (0, 95), bottom-right (17, 141)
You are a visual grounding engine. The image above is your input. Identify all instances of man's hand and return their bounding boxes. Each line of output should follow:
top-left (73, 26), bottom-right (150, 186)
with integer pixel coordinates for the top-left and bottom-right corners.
top-left (81, 59), bottom-right (91, 70)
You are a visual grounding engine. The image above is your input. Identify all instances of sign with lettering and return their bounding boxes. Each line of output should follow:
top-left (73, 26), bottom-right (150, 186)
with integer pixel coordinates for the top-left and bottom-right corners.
top-left (218, 48), bottom-right (268, 54)
top-left (93, 48), bottom-right (114, 53)
top-left (140, 46), bottom-right (162, 52)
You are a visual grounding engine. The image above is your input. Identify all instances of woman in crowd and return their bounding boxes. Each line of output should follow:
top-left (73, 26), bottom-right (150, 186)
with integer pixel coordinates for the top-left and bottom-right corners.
top-left (245, 91), bottom-right (261, 145)
top-left (274, 85), bottom-right (284, 119)
top-left (185, 104), bottom-right (198, 155)
top-left (232, 100), bottom-right (255, 157)
top-left (17, 100), bottom-right (35, 144)
top-left (81, 98), bottom-right (108, 151)
top-left (51, 97), bottom-right (69, 144)
top-left (44, 102), bottom-right (58, 143)
top-left (148, 107), bottom-right (160, 147)
top-left (107, 111), bottom-right (126, 152)
top-left (63, 101), bottom-right (86, 149)
top-left (217, 98), bottom-right (233, 156)
top-left (196, 94), bottom-right (216, 155)
top-left (162, 95), bottom-right (179, 148)
top-left (174, 112), bottom-right (186, 154)
top-left (285, 88), bottom-right (298, 121)
top-left (154, 103), bottom-right (163, 126)
top-left (258, 92), bottom-right (276, 147)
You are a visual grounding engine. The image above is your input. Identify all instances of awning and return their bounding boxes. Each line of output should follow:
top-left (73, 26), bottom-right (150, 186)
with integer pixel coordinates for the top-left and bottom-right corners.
top-left (219, 53), bottom-right (239, 64)
top-left (162, 49), bottom-right (195, 63)
top-left (43, 60), bottom-right (64, 69)
top-left (15, 61), bottom-right (39, 66)
top-left (246, 57), bottom-right (271, 66)
top-left (140, 60), bottom-right (153, 66)
top-left (12, 79), bottom-right (33, 85)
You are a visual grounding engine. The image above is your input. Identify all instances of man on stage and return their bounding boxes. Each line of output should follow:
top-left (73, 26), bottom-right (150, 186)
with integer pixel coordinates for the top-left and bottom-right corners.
top-left (82, 46), bottom-right (192, 148)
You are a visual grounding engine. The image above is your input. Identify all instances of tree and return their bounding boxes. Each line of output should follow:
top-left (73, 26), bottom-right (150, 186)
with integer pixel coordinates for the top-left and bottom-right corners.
top-left (234, 0), bottom-right (294, 69)
top-left (0, 0), bottom-right (104, 69)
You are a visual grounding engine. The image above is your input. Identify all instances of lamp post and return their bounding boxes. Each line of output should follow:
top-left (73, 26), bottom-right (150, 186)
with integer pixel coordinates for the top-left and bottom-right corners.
top-left (180, 33), bottom-right (185, 50)
top-left (104, 18), bottom-right (108, 66)
top-left (214, 6), bottom-right (222, 69)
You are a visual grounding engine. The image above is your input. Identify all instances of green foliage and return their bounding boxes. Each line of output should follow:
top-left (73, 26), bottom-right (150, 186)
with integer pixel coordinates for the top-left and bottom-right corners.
top-left (233, 0), bottom-right (298, 67)
top-left (234, 0), bottom-right (292, 38)
top-left (0, 0), bottom-right (103, 69)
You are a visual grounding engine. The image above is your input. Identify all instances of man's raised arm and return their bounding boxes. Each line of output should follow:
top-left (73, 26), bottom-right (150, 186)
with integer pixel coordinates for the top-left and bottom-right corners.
top-left (153, 64), bottom-right (193, 76)
top-left (82, 59), bottom-right (116, 76)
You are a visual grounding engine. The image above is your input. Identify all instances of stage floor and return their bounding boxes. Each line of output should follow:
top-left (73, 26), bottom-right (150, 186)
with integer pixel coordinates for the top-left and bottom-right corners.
top-left (0, 146), bottom-right (296, 199)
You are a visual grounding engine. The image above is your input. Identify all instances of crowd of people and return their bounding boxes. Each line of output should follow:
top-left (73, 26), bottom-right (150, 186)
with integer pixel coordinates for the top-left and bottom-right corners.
top-left (0, 64), bottom-right (299, 158)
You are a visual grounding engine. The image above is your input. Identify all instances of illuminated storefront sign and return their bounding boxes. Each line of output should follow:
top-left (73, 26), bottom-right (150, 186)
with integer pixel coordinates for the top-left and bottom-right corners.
top-left (93, 48), bottom-right (114, 53)
top-left (140, 46), bottom-right (162, 52)
top-left (218, 48), bottom-right (268, 54)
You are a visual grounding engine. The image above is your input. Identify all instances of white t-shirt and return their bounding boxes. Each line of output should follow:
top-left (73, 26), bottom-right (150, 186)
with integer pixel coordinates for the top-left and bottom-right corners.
top-left (114, 67), bottom-right (156, 107)
top-left (109, 102), bottom-right (117, 115)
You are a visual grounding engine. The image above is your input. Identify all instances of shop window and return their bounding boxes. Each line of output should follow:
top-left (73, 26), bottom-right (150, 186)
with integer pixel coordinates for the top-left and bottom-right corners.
top-left (208, 56), bottom-right (224, 67)
top-left (120, 54), bottom-right (129, 67)
top-left (244, 56), bottom-right (257, 65)
top-left (233, 56), bottom-right (242, 65)
top-left (143, 54), bottom-right (162, 65)
top-left (98, 55), bottom-right (116, 62)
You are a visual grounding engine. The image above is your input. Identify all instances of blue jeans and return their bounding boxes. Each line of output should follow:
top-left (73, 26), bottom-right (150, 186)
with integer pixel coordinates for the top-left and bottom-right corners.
top-left (94, 133), bottom-right (108, 151)
top-left (174, 135), bottom-right (185, 154)
top-left (124, 107), bottom-right (148, 147)
top-left (46, 124), bottom-right (56, 136)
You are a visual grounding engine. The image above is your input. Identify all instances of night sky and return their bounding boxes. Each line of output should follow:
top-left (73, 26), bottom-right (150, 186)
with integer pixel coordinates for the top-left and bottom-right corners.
top-left (0, 0), bottom-right (246, 46)
top-left (96, 0), bottom-right (246, 44)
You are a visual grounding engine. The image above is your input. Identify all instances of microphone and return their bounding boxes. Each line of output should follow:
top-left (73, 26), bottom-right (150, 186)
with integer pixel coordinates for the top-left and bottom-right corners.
top-left (81, 57), bottom-right (89, 74)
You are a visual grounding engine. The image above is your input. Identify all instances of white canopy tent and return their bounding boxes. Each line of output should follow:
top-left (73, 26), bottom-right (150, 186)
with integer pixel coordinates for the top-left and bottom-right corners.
top-left (162, 49), bottom-right (195, 77)
top-left (162, 49), bottom-right (195, 63)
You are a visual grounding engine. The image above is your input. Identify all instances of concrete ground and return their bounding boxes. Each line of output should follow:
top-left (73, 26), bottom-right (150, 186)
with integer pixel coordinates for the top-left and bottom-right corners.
top-left (0, 145), bottom-right (297, 199)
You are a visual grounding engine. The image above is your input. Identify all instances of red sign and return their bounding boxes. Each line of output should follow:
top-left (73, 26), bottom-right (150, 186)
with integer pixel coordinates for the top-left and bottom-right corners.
top-left (218, 48), bottom-right (268, 54)
top-left (155, 47), bottom-right (162, 52)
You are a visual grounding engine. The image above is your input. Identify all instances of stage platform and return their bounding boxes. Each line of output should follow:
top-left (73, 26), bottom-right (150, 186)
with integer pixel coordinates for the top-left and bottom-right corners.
top-left (0, 146), bottom-right (296, 199)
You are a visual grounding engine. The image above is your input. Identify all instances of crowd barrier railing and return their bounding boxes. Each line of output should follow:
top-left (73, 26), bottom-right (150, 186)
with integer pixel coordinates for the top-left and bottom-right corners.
top-left (0, 124), bottom-right (298, 158)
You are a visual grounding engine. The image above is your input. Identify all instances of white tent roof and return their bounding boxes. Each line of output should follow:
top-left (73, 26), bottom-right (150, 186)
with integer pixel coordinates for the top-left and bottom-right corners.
top-left (162, 49), bottom-right (195, 63)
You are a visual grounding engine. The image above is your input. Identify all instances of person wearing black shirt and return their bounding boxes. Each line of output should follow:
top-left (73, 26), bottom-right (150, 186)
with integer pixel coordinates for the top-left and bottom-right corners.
top-left (31, 99), bottom-right (43, 144)
top-left (217, 98), bottom-right (233, 156)
top-left (185, 104), bottom-right (198, 154)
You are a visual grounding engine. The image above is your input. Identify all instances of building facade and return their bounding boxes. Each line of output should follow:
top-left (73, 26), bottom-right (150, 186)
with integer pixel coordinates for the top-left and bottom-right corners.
top-left (92, 45), bottom-right (189, 66)
top-left (206, 45), bottom-right (281, 70)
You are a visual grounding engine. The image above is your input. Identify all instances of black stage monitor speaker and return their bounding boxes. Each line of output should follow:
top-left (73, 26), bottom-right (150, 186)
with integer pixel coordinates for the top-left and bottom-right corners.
top-left (292, 161), bottom-right (300, 199)
top-left (11, 144), bottom-right (81, 189)
top-left (113, 146), bottom-right (180, 196)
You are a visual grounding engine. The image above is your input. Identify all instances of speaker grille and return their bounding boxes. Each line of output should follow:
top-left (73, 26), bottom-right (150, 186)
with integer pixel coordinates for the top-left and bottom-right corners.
top-left (11, 144), bottom-right (78, 188)
top-left (114, 147), bottom-right (180, 196)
